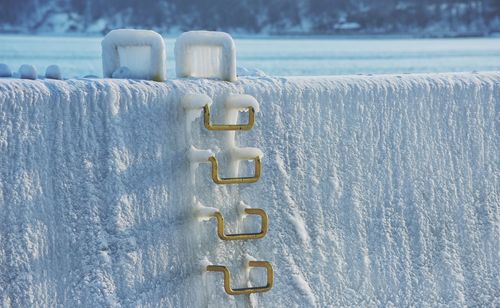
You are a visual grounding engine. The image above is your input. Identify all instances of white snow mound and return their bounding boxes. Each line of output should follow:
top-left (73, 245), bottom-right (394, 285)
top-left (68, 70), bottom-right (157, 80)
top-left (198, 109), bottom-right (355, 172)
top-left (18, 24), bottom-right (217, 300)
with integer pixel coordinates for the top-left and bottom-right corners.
top-left (18, 64), bottom-right (37, 80)
top-left (45, 65), bottom-right (62, 80)
top-left (0, 63), bottom-right (12, 77)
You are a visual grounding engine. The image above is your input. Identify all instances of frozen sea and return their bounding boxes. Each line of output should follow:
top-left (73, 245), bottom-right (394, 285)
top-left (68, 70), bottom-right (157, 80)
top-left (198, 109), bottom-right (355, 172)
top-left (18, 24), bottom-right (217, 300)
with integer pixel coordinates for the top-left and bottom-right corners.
top-left (0, 34), bottom-right (499, 77)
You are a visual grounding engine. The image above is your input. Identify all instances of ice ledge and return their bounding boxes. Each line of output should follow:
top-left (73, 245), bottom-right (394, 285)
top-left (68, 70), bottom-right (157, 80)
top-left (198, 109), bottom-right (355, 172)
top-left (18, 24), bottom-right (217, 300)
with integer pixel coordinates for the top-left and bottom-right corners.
top-left (0, 71), bottom-right (498, 307)
top-left (1, 71), bottom-right (499, 91)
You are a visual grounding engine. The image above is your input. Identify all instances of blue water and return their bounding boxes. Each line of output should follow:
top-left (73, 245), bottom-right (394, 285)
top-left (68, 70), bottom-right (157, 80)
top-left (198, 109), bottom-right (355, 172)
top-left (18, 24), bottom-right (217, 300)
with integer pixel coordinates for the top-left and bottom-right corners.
top-left (1, 35), bottom-right (499, 78)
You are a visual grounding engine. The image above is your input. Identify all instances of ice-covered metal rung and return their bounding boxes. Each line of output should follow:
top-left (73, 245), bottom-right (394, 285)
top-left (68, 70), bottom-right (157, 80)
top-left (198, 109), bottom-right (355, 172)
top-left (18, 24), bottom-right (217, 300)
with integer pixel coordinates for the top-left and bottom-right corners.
top-left (211, 208), bottom-right (268, 240)
top-left (203, 104), bottom-right (255, 131)
top-left (206, 261), bottom-right (273, 295)
top-left (209, 156), bottom-right (261, 184)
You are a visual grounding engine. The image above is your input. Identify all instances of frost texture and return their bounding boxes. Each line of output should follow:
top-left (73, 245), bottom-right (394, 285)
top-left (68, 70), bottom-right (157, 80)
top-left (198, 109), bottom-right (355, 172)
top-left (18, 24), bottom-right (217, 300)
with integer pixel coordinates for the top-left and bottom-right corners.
top-left (0, 73), bottom-right (498, 307)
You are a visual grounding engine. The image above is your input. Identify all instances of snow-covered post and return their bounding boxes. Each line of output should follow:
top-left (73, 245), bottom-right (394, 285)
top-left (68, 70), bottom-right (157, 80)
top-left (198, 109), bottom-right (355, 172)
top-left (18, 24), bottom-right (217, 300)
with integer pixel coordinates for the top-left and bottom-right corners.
top-left (101, 29), bottom-right (166, 81)
top-left (45, 65), bottom-right (62, 80)
top-left (18, 64), bottom-right (37, 80)
top-left (0, 63), bottom-right (12, 77)
top-left (175, 31), bottom-right (237, 82)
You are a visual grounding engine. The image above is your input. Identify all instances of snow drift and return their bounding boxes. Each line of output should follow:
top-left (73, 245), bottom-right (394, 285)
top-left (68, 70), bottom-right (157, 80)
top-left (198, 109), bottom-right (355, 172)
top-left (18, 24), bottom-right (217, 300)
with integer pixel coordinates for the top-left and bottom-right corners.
top-left (0, 73), bottom-right (498, 307)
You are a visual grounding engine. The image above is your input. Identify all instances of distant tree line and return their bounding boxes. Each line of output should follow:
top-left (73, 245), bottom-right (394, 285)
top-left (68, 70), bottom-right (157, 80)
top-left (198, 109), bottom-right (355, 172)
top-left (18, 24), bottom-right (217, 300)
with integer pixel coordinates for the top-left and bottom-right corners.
top-left (1, 0), bottom-right (499, 35)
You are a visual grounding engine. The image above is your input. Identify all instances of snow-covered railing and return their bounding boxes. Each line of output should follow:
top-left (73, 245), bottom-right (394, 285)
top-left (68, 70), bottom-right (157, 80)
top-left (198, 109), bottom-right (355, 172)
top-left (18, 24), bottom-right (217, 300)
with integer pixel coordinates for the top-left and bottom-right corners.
top-left (0, 73), bottom-right (498, 307)
top-left (102, 29), bottom-right (167, 81)
top-left (175, 31), bottom-right (237, 82)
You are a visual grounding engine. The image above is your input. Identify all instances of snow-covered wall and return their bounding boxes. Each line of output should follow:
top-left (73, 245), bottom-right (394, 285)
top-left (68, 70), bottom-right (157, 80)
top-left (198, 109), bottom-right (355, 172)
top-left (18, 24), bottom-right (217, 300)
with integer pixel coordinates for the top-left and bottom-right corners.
top-left (0, 73), bottom-right (498, 307)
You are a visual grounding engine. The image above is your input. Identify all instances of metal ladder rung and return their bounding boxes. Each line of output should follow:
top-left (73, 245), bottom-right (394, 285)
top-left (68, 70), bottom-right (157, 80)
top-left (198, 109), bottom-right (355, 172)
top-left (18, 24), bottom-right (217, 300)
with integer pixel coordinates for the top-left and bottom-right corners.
top-left (212, 208), bottom-right (268, 240)
top-left (209, 156), bottom-right (261, 184)
top-left (204, 104), bottom-right (255, 131)
top-left (206, 261), bottom-right (273, 295)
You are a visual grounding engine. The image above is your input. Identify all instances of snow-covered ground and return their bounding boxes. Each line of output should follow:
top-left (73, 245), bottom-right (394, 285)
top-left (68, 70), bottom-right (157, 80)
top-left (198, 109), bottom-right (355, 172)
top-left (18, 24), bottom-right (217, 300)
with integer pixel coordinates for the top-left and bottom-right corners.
top-left (1, 35), bottom-right (500, 78)
top-left (0, 73), bottom-right (498, 307)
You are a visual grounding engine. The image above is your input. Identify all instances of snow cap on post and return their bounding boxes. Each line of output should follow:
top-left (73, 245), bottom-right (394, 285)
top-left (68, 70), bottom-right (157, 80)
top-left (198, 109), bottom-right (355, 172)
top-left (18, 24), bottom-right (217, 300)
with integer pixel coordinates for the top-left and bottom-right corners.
top-left (45, 65), bottom-right (62, 80)
top-left (101, 29), bottom-right (166, 82)
top-left (175, 31), bottom-right (237, 82)
top-left (19, 64), bottom-right (37, 80)
top-left (0, 63), bottom-right (12, 77)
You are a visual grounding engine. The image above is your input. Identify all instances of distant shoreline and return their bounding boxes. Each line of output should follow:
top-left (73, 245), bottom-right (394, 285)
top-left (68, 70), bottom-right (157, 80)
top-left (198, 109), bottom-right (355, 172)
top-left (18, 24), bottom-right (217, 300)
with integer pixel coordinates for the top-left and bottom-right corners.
top-left (0, 31), bottom-right (499, 40)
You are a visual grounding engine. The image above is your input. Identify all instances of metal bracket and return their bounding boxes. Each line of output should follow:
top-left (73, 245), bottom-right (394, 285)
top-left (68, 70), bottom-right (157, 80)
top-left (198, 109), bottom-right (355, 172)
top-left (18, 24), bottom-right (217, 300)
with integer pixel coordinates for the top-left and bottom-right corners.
top-left (207, 261), bottom-right (273, 295)
top-left (212, 208), bottom-right (268, 240)
top-left (204, 104), bottom-right (255, 131)
top-left (209, 155), bottom-right (261, 184)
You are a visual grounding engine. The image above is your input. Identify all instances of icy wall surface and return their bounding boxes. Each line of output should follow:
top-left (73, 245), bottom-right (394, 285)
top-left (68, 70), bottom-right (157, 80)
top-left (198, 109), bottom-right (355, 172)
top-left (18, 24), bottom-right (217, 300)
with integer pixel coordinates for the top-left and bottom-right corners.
top-left (0, 73), bottom-right (498, 307)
